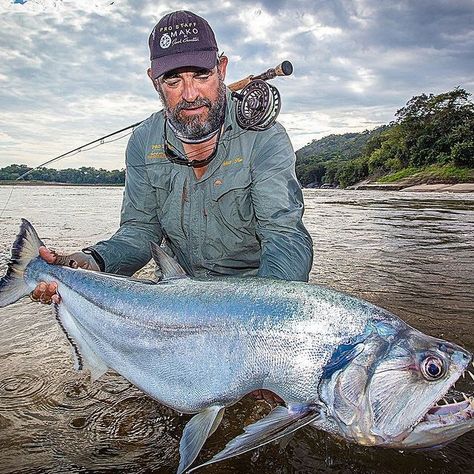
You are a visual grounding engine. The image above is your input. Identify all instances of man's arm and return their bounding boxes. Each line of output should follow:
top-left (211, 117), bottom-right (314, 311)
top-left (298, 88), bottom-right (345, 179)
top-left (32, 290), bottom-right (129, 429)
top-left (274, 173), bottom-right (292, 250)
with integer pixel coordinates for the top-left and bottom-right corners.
top-left (89, 127), bottom-right (163, 276)
top-left (251, 124), bottom-right (313, 282)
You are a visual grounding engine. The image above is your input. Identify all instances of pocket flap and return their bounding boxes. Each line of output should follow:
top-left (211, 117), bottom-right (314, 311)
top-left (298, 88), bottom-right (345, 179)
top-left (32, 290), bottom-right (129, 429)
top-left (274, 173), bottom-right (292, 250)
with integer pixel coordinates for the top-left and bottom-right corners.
top-left (211, 175), bottom-right (252, 201)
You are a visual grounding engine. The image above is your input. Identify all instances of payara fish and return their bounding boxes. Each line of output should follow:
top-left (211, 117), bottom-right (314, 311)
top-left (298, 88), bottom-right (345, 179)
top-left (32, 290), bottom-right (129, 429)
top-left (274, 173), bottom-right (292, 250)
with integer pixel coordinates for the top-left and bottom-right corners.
top-left (1, 220), bottom-right (474, 472)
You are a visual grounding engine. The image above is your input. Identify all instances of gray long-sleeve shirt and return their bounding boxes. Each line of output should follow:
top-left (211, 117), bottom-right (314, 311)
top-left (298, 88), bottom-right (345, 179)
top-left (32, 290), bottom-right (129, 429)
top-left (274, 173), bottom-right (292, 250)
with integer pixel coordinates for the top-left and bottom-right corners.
top-left (90, 90), bottom-right (313, 281)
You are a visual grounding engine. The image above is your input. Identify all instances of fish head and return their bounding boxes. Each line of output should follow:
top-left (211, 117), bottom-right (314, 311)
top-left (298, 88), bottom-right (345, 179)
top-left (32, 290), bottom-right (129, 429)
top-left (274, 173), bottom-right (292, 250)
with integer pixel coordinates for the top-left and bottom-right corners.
top-left (318, 318), bottom-right (474, 449)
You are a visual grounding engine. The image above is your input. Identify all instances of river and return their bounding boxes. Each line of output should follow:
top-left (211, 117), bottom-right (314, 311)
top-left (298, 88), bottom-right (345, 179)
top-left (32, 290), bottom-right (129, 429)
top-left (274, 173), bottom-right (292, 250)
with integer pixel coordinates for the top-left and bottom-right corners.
top-left (0, 186), bottom-right (473, 473)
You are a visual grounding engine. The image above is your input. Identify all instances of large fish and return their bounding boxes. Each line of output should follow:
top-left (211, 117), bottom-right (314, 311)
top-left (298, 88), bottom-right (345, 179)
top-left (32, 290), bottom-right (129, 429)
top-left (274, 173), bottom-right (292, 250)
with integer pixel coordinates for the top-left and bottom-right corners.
top-left (1, 220), bottom-right (473, 472)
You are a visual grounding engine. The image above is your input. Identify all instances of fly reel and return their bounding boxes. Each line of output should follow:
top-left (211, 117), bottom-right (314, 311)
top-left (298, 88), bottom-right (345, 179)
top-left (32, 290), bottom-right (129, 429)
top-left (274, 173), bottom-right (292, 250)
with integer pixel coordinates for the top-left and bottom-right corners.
top-left (234, 79), bottom-right (282, 131)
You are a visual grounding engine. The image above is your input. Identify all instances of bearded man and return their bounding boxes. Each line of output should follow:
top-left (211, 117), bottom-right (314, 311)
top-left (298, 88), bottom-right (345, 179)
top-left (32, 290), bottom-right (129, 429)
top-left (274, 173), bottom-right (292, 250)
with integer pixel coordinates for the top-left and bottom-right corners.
top-left (32, 10), bottom-right (313, 304)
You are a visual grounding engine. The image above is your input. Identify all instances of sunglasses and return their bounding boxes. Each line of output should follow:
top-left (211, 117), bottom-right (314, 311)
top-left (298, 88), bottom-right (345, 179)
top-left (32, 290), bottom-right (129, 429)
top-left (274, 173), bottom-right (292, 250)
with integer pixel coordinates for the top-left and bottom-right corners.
top-left (163, 119), bottom-right (221, 168)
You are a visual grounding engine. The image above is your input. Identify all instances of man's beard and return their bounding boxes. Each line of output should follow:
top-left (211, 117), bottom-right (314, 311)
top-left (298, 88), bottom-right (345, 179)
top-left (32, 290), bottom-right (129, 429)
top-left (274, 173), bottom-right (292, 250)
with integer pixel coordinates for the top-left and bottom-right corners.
top-left (159, 78), bottom-right (226, 142)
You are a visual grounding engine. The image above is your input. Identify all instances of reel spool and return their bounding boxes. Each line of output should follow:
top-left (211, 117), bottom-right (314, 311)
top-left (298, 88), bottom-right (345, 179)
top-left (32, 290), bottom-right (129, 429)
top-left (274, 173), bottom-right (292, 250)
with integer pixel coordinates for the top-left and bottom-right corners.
top-left (234, 79), bottom-right (281, 131)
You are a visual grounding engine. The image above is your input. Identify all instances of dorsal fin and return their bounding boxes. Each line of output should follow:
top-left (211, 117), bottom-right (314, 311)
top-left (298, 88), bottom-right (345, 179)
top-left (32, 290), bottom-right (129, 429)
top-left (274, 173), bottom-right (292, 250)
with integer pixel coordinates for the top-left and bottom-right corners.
top-left (150, 242), bottom-right (188, 280)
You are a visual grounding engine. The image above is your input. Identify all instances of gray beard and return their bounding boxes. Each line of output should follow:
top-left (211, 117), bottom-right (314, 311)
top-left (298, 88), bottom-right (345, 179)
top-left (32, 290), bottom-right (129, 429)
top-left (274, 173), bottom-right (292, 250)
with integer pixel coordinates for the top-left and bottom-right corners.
top-left (159, 79), bottom-right (226, 141)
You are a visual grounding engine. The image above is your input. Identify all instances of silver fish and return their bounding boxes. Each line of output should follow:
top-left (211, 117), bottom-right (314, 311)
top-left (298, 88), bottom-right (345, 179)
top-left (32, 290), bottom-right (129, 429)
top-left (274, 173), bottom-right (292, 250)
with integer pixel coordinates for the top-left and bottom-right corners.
top-left (1, 219), bottom-right (473, 473)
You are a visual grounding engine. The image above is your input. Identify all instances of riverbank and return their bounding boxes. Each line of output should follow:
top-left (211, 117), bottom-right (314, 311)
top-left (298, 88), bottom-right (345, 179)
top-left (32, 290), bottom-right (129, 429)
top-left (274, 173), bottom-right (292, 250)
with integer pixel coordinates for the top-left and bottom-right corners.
top-left (354, 182), bottom-right (474, 193)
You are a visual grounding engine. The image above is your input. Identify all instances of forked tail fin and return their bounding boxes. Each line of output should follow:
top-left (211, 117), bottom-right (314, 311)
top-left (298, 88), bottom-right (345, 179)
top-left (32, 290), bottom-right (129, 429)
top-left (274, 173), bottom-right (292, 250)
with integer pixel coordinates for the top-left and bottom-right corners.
top-left (0, 219), bottom-right (44, 307)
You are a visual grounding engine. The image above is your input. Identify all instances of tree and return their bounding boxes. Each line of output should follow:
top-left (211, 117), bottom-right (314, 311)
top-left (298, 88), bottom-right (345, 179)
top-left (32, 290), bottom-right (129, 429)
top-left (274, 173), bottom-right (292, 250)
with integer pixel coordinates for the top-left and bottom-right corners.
top-left (395, 88), bottom-right (474, 167)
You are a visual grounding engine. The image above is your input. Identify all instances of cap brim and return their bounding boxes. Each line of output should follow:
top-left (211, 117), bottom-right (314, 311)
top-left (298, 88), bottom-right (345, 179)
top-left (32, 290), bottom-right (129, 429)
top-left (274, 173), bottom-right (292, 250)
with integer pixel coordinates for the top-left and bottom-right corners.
top-left (151, 50), bottom-right (217, 79)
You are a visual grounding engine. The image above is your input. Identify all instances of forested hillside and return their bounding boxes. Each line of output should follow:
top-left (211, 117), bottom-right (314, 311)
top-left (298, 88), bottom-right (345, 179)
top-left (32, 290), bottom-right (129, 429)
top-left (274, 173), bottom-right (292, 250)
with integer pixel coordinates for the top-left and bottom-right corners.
top-left (295, 127), bottom-right (387, 186)
top-left (295, 88), bottom-right (474, 188)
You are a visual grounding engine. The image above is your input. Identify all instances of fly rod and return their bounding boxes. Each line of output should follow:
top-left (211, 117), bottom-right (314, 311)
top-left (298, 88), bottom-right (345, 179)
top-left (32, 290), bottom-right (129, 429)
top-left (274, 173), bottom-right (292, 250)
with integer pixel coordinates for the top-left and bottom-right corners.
top-left (17, 61), bottom-right (293, 180)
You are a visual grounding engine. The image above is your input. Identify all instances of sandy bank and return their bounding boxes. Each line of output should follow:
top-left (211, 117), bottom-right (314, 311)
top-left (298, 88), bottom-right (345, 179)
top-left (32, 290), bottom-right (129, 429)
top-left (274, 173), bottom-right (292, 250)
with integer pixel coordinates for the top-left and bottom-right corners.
top-left (400, 183), bottom-right (474, 193)
top-left (354, 183), bottom-right (474, 193)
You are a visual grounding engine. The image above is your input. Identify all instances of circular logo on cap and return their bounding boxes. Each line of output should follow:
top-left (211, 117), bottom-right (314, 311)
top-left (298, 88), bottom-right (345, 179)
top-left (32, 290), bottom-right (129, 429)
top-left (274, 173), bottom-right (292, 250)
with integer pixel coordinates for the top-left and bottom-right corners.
top-left (160, 33), bottom-right (171, 49)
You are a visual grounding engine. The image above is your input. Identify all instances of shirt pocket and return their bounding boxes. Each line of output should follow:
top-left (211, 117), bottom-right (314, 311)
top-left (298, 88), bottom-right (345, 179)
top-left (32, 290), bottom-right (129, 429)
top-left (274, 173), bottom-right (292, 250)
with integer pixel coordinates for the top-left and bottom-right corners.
top-left (147, 164), bottom-right (181, 219)
top-left (210, 175), bottom-right (254, 230)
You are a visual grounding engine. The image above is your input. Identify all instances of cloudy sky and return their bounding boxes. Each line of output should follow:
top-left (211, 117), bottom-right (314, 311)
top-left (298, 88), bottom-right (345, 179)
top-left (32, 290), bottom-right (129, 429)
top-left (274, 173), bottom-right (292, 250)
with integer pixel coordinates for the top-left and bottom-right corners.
top-left (1, 0), bottom-right (473, 170)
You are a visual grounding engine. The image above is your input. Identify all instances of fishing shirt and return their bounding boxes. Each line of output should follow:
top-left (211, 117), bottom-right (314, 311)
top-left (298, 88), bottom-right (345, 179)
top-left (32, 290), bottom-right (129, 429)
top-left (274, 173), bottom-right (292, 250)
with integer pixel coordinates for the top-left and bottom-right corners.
top-left (89, 89), bottom-right (313, 281)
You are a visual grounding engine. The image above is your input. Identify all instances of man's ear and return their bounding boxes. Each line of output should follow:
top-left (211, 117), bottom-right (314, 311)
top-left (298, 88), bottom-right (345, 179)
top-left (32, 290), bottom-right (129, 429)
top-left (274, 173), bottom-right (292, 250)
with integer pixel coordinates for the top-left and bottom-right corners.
top-left (147, 68), bottom-right (158, 90)
top-left (217, 55), bottom-right (228, 81)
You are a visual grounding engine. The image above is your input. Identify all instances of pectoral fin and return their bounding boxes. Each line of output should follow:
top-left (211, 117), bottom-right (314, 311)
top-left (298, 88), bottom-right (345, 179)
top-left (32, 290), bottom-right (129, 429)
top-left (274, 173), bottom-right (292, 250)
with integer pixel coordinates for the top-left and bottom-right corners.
top-left (177, 405), bottom-right (225, 474)
top-left (188, 403), bottom-right (320, 472)
top-left (150, 242), bottom-right (188, 281)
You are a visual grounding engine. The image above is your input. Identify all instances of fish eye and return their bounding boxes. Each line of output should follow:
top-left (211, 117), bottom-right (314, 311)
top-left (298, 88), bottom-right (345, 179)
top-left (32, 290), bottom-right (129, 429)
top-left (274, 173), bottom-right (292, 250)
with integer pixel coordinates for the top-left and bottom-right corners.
top-left (421, 356), bottom-right (445, 380)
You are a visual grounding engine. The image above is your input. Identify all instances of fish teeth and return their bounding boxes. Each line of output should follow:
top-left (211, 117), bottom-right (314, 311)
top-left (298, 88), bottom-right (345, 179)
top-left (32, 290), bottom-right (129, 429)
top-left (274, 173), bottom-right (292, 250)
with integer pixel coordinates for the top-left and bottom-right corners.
top-left (468, 371), bottom-right (474, 382)
top-left (443, 398), bottom-right (449, 405)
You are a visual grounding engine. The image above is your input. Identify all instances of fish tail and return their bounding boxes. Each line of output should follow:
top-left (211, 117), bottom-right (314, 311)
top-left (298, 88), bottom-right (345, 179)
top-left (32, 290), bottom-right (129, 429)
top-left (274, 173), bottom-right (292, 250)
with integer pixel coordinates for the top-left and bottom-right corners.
top-left (0, 219), bottom-right (44, 307)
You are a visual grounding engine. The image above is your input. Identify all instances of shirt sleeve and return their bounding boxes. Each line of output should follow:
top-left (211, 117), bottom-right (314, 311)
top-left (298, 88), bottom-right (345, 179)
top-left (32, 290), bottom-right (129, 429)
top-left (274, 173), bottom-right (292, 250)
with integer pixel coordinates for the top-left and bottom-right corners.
top-left (89, 126), bottom-right (163, 276)
top-left (251, 123), bottom-right (314, 282)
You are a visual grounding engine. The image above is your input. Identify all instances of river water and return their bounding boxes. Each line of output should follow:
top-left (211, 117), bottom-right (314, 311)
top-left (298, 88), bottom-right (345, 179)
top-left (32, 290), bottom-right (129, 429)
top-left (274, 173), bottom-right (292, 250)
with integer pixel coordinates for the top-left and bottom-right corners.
top-left (0, 186), bottom-right (473, 474)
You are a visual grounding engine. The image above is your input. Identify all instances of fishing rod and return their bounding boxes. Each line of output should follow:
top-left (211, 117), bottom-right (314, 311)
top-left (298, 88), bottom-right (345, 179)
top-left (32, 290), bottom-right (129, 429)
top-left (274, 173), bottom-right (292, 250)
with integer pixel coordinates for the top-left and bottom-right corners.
top-left (16, 121), bottom-right (144, 181)
top-left (16, 61), bottom-right (293, 180)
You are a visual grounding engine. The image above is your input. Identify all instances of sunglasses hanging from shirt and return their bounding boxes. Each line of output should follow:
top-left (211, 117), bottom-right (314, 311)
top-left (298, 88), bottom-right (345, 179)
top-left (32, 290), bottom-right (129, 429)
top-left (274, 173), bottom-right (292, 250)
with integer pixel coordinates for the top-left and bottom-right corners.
top-left (230, 60), bottom-right (293, 131)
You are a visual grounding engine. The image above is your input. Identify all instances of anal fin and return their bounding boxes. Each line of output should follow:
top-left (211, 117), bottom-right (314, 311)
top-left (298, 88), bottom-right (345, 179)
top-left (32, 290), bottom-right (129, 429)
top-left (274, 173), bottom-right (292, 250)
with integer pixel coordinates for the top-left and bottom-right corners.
top-left (188, 403), bottom-right (320, 472)
top-left (54, 303), bottom-right (108, 381)
top-left (177, 405), bottom-right (225, 474)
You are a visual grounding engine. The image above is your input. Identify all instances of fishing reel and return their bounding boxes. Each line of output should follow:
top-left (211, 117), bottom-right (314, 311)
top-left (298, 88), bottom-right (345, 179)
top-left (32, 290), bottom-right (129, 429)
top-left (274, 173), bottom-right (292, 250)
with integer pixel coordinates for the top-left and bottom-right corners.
top-left (233, 80), bottom-right (281, 131)
top-left (230, 60), bottom-right (293, 131)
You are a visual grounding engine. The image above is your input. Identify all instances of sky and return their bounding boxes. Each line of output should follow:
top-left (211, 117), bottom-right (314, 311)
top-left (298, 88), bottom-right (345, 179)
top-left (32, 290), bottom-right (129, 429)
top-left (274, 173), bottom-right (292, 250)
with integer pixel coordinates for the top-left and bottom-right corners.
top-left (0, 0), bottom-right (473, 170)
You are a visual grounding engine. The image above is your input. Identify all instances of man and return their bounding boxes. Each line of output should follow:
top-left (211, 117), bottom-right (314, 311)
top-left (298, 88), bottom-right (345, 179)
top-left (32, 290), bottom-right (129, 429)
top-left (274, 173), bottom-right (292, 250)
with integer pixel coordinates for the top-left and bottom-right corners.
top-left (32, 10), bottom-right (313, 304)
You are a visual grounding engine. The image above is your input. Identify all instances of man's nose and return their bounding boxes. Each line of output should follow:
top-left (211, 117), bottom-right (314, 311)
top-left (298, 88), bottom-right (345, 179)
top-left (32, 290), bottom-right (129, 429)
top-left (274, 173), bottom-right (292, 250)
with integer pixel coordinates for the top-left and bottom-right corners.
top-left (181, 78), bottom-right (199, 103)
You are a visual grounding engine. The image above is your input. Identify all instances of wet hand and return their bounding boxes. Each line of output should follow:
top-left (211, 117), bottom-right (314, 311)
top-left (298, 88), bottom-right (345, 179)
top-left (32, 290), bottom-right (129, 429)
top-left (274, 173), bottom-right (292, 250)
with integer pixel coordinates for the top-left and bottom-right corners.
top-left (30, 247), bottom-right (100, 305)
top-left (30, 281), bottom-right (60, 305)
top-left (46, 248), bottom-right (100, 271)
top-left (249, 389), bottom-right (284, 406)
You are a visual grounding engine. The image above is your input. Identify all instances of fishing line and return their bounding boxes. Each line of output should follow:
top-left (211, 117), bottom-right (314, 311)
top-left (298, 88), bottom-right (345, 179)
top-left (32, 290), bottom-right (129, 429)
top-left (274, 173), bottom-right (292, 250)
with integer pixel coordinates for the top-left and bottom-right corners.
top-left (16, 124), bottom-right (141, 181)
top-left (0, 127), bottom-right (136, 219)
top-left (34, 130), bottom-right (135, 167)
top-left (0, 186), bottom-right (15, 219)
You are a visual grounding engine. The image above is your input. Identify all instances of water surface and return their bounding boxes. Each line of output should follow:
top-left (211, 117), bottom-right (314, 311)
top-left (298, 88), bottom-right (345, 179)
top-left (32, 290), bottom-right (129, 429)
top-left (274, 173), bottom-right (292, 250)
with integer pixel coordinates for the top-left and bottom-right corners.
top-left (0, 186), bottom-right (473, 473)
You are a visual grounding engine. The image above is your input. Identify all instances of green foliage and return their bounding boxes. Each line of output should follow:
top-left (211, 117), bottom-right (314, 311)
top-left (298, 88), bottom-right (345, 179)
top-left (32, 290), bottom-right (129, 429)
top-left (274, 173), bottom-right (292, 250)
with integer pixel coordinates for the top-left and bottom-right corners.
top-left (0, 165), bottom-right (125, 185)
top-left (421, 164), bottom-right (474, 182)
top-left (378, 167), bottom-right (421, 183)
top-left (295, 87), bottom-right (474, 188)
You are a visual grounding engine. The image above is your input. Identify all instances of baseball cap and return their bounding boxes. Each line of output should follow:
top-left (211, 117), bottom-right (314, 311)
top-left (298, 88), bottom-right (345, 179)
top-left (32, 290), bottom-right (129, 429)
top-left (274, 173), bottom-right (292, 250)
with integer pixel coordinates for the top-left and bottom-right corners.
top-left (149, 10), bottom-right (218, 79)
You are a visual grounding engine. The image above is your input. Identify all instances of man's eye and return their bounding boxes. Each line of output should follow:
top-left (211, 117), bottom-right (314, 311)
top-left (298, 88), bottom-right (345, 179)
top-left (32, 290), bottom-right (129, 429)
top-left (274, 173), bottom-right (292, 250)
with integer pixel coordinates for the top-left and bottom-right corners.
top-left (162, 77), bottom-right (181, 87)
top-left (195, 73), bottom-right (211, 80)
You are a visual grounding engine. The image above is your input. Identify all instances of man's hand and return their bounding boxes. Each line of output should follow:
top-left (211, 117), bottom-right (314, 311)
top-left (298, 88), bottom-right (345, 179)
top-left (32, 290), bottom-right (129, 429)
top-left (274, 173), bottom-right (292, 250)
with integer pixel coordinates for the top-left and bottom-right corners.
top-left (30, 247), bottom-right (100, 304)
top-left (249, 389), bottom-right (284, 406)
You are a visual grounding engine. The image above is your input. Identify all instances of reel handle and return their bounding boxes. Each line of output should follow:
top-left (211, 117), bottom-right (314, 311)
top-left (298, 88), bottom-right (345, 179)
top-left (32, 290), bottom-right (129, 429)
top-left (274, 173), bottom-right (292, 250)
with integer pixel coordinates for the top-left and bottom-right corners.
top-left (228, 60), bottom-right (293, 92)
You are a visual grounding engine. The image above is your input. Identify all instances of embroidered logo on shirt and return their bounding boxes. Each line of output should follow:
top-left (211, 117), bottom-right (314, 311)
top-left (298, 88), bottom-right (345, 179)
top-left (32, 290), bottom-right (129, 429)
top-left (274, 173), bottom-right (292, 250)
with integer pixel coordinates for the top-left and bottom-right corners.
top-left (223, 157), bottom-right (244, 166)
top-left (147, 144), bottom-right (166, 159)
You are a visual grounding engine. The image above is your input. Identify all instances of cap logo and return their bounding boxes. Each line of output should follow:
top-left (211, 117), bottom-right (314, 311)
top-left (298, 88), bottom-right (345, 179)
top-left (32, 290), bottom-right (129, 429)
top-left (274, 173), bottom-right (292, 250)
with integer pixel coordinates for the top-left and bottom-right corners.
top-left (158, 23), bottom-right (201, 49)
top-left (160, 33), bottom-right (172, 49)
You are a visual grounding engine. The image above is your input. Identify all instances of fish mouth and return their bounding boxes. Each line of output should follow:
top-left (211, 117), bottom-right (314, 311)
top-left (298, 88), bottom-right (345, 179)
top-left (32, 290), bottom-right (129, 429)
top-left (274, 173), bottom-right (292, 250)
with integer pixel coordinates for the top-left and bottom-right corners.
top-left (423, 392), bottom-right (474, 422)
top-left (408, 364), bottom-right (474, 446)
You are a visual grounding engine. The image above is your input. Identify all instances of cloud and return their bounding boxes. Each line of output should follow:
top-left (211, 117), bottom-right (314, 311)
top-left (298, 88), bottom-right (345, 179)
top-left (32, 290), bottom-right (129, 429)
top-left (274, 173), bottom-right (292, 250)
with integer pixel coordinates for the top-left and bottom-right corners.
top-left (0, 0), bottom-right (473, 167)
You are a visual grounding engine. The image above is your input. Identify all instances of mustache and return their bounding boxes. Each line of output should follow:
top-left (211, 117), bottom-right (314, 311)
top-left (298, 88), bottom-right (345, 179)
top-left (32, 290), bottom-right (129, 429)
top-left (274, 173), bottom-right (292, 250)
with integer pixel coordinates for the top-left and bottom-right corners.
top-left (175, 97), bottom-right (212, 113)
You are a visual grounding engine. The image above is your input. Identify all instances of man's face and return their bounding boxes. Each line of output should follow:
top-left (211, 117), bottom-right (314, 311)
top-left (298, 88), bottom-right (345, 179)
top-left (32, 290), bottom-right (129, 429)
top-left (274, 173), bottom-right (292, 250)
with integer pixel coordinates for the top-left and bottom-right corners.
top-left (150, 59), bottom-right (228, 141)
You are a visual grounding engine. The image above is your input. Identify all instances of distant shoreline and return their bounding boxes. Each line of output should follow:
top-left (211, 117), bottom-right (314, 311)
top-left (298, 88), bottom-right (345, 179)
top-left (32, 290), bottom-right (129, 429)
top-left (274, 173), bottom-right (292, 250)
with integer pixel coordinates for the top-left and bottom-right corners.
top-left (2, 181), bottom-right (474, 193)
top-left (0, 181), bottom-right (123, 187)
